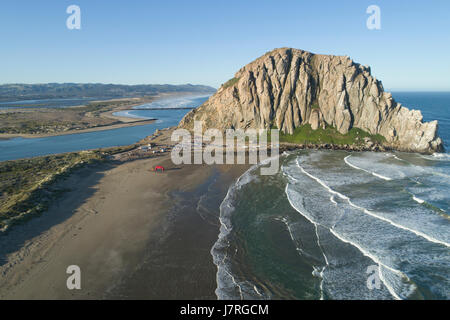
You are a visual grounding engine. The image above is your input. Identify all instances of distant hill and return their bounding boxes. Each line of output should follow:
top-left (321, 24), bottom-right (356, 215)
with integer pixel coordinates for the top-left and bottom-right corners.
top-left (0, 83), bottom-right (216, 101)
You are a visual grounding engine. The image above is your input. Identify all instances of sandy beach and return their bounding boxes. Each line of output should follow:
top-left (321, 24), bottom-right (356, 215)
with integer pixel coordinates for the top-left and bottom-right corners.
top-left (0, 150), bottom-right (248, 299)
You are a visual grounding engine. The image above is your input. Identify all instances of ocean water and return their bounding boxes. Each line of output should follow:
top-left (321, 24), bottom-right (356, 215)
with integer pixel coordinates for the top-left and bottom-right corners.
top-left (0, 95), bottom-right (208, 161)
top-left (212, 92), bottom-right (450, 300)
top-left (393, 92), bottom-right (450, 150)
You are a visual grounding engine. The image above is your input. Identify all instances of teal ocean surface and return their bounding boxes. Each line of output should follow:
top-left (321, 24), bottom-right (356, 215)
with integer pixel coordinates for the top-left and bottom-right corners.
top-left (212, 92), bottom-right (450, 300)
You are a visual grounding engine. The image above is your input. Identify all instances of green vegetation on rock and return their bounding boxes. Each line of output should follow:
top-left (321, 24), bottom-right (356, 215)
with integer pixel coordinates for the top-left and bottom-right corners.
top-left (222, 77), bottom-right (240, 89)
top-left (277, 124), bottom-right (386, 146)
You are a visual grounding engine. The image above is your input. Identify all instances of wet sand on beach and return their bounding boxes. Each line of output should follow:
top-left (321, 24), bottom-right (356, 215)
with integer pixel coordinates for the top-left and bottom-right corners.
top-left (0, 153), bottom-right (248, 299)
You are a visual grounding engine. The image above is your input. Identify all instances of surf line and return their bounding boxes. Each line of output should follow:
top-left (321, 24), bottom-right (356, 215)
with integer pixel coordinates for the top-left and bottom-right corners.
top-left (326, 227), bottom-right (407, 300)
top-left (296, 158), bottom-right (450, 248)
top-left (412, 195), bottom-right (425, 204)
top-left (275, 217), bottom-right (296, 242)
top-left (281, 180), bottom-right (329, 300)
top-left (213, 172), bottom-right (249, 300)
top-left (344, 155), bottom-right (392, 181)
top-left (212, 153), bottom-right (286, 300)
top-left (420, 153), bottom-right (450, 161)
top-left (314, 224), bottom-right (329, 300)
top-left (330, 195), bottom-right (337, 205)
top-left (284, 184), bottom-right (407, 300)
top-left (219, 247), bottom-right (244, 300)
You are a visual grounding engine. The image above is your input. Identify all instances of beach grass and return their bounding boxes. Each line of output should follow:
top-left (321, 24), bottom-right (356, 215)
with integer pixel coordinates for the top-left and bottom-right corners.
top-left (0, 145), bottom-right (135, 232)
top-left (0, 98), bottom-right (147, 135)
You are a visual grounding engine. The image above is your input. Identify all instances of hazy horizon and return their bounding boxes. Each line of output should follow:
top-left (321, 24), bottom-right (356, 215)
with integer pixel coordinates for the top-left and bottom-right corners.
top-left (2, 82), bottom-right (450, 93)
top-left (1, 1), bottom-right (449, 91)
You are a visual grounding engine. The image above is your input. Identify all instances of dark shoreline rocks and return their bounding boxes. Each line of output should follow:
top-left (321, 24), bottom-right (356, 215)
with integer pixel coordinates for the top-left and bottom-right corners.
top-left (279, 142), bottom-right (393, 154)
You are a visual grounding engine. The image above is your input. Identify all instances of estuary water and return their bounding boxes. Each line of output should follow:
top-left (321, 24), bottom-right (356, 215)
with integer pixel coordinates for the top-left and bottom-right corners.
top-left (0, 95), bottom-right (208, 162)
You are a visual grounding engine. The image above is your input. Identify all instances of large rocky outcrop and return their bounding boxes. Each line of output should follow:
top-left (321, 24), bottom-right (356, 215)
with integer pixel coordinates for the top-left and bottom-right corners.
top-left (179, 48), bottom-right (443, 153)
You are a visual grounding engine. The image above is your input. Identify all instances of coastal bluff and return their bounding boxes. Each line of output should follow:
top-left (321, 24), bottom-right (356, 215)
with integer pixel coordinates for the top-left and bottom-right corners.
top-left (179, 48), bottom-right (443, 153)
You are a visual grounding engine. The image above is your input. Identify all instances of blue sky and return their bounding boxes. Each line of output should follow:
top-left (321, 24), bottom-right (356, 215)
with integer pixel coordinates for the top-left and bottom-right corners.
top-left (0, 0), bottom-right (449, 90)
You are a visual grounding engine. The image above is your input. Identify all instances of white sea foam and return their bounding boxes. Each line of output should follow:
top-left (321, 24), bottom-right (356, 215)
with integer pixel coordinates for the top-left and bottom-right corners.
top-left (213, 167), bottom-right (256, 299)
top-left (215, 149), bottom-right (449, 299)
top-left (212, 153), bottom-right (285, 300)
top-left (330, 195), bottom-right (337, 205)
top-left (326, 227), bottom-right (412, 300)
top-left (253, 285), bottom-right (263, 298)
top-left (379, 153), bottom-right (450, 180)
top-left (344, 155), bottom-right (392, 180)
top-left (275, 217), bottom-right (296, 242)
top-left (284, 183), bottom-right (411, 300)
top-left (282, 183), bottom-right (328, 299)
top-left (412, 196), bottom-right (425, 204)
top-left (314, 224), bottom-right (329, 300)
top-left (392, 154), bottom-right (405, 162)
top-left (296, 158), bottom-right (450, 248)
top-left (420, 153), bottom-right (450, 161)
top-left (112, 110), bottom-right (152, 119)
top-left (135, 94), bottom-right (211, 109)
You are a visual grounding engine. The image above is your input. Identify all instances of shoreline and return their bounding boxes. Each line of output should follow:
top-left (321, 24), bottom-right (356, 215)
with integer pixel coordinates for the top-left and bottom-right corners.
top-left (0, 127), bottom-right (249, 299)
top-left (280, 141), bottom-right (392, 153)
top-left (279, 142), bottom-right (444, 155)
top-left (0, 91), bottom-right (211, 141)
top-left (0, 151), bottom-right (248, 299)
top-left (0, 125), bottom-right (447, 299)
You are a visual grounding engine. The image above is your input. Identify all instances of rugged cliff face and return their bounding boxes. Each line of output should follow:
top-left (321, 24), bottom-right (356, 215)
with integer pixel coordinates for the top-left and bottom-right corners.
top-left (179, 48), bottom-right (443, 153)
